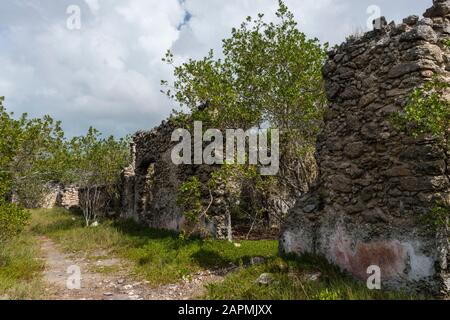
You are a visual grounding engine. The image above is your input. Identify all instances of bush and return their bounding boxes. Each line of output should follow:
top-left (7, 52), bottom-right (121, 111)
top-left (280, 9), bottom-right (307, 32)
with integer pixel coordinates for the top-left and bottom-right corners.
top-left (0, 201), bottom-right (30, 242)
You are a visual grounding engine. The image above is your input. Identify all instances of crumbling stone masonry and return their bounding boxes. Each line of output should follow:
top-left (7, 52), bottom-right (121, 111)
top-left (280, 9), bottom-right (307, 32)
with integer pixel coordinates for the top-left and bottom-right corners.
top-left (120, 120), bottom-right (231, 238)
top-left (120, 119), bottom-right (288, 239)
top-left (39, 184), bottom-right (79, 210)
top-left (281, 1), bottom-right (450, 294)
top-left (58, 186), bottom-right (80, 210)
top-left (121, 120), bottom-right (185, 230)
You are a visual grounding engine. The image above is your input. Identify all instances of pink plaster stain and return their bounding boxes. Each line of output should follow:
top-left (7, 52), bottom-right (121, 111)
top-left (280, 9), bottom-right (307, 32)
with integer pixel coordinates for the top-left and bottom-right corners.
top-left (330, 227), bottom-right (408, 280)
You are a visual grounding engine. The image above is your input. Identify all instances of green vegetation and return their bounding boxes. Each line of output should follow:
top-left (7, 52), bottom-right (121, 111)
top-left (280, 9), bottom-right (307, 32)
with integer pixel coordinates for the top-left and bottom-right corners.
top-left (28, 209), bottom-right (428, 299)
top-left (206, 255), bottom-right (428, 300)
top-left (0, 95), bottom-right (129, 297)
top-left (0, 231), bottom-right (45, 300)
top-left (419, 201), bottom-right (450, 231)
top-left (0, 97), bottom-right (67, 209)
top-left (392, 78), bottom-right (450, 230)
top-left (0, 200), bottom-right (30, 243)
top-left (0, 107), bottom-right (51, 298)
top-left (0, 97), bottom-right (31, 241)
top-left (0, 94), bottom-right (129, 242)
top-left (65, 128), bottom-right (130, 226)
top-left (177, 176), bottom-right (205, 234)
top-left (392, 78), bottom-right (450, 152)
top-left (164, 1), bottom-right (326, 233)
top-left (177, 165), bottom-right (275, 240)
top-left (30, 208), bottom-right (277, 287)
top-left (163, 1), bottom-right (326, 136)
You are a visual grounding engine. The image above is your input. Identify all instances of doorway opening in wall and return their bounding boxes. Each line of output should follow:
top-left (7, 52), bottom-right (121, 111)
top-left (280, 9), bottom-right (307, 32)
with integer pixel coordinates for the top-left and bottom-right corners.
top-left (135, 160), bottom-right (156, 225)
top-left (143, 163), bottom-right (156, 215)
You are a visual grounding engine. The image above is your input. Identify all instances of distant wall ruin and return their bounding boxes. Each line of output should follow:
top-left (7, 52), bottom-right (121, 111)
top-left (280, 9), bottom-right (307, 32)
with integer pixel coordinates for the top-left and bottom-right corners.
top-left (59, 186), bottom-right (80, 210)
top-left (281, 1), bottom-right (450, 295)
top-left (37, 184), bottom-right (79, 210)
top-left (42, 184), bottom-right (117, 217)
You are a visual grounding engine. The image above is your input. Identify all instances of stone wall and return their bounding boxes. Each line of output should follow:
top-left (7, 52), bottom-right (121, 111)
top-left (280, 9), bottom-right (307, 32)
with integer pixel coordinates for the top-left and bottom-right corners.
top-left (58, 186), bottom-right (80, 210)
top-left (120, 120), bottom-right (230, 238)
top-left (39, 184), bottom-right (80, 210)
top-left (42, 184), bottom-right (117, 216)
top-left (281, 1), bottom-right (449, 295)
top-left (120, 119), bottom-right (287, 239)
top-left (40, 184), bottom-right (63, 209)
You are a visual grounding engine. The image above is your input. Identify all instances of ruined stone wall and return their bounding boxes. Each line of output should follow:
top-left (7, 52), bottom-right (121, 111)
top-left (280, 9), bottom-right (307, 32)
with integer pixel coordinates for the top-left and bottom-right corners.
top-left (58, 186), bottom-right (80, 210)
top-left (120, 118), bottom-right (287, 239)
top-left (41, 184), bottom-right (116, 215)
top-left (281, 1), bottom-right (450, 295)
top-left (37, 184), bottom-right (80, 210)
top-left (40, 184), bottom-right (63, 209)
top-left (120, 120), bottom-right (230, 238)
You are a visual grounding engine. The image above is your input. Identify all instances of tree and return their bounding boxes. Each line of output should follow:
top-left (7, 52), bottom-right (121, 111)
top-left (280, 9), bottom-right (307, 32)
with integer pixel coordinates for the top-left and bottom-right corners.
top-left (9, 116), bottom-right (66, 208)
top-left (163, 2), bottom-right (327, 132)
top-left (0, 97), bottom-right (68, 208)
top-left (0, 97), bottom-right (30, 242)
top-left (163, 1), bottom-right (328, 235)
top-left (0, 97), bottom-right (21, 198)
top-left (392, 78), bottom-right (450, 155)
top-left (66, 128), bottom-right (130, 227)
top-left (0, 95), bottom-right (130, 228)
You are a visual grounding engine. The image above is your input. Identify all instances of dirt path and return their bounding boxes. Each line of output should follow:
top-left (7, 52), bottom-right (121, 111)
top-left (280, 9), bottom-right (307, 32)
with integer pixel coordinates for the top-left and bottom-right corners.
top-left (38, 236), bottom-right (225, 300)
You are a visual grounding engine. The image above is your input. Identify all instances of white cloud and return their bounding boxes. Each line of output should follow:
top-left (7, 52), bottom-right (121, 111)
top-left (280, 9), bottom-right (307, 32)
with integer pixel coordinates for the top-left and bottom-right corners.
top-left (0, 0), bottom-right (432, 137)
top-left (84, 0), bottom-right (100, 14)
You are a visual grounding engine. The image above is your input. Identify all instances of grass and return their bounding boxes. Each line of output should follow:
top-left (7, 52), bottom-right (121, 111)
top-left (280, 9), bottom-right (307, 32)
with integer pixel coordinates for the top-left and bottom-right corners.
top-left (28, 209), bottom-right (432, 300)
top-left (206, 254), bottom-right (429, 300)
top-left (88, 265), bottom-right (123, 275)
top-left (0, 233), bottom-right (46, 300)
top-left (30, 208), bottom-right (278, 287)
top-left (31, 208), bottom-right (126, 253)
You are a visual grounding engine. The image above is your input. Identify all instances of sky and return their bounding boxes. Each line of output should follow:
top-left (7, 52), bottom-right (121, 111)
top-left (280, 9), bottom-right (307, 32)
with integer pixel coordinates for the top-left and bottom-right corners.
top-left (0, 0), bottom-right (431, 137)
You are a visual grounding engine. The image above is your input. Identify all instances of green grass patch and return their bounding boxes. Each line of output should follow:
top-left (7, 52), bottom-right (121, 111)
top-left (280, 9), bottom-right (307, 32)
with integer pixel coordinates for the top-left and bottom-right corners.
top-left (30, 208), bottom-right (278, 287)
top-left (29, 209), bottom-right (432, 299)
top-left (0, 233), bottom-right (45, 300)
top-left (88, 265), bottom-right (123, 275)
top-left (206, 254), bottom-right (429, 300)
top-left (30, 208), bottom-right (126, 253)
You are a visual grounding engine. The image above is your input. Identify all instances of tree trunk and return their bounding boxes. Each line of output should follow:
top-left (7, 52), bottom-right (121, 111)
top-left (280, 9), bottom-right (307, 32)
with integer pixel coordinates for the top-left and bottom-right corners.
top-left (226, 207), bottom-right (233, 242)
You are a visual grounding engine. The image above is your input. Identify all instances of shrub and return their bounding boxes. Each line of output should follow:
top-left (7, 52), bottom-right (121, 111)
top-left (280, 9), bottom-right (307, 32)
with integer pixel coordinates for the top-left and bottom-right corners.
top-left (0, 200), bottom-right (30, 242)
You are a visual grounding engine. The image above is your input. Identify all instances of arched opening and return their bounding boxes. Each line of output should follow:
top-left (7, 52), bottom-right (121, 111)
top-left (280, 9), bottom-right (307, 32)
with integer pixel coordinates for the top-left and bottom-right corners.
top-left (135, 160), bottom-right (156, 223)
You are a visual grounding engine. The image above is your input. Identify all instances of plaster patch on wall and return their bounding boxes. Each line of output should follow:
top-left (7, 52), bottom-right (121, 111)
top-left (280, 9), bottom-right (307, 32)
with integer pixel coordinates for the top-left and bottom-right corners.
top-left (281, 230), bottom-right (312, 255)
top-left (402, 242), bottom-right (435, 281)
top-left (328, 226), bottom-right (408, 280)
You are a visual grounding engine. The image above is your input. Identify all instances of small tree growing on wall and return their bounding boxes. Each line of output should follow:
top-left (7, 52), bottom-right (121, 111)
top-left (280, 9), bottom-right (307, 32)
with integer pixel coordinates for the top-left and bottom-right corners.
top-left (163, 1), bottom-right (328, 237)
top-left (392, 77), bottom-right (450, 230)
top-left (66, 128), bottom-right (130, 227)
